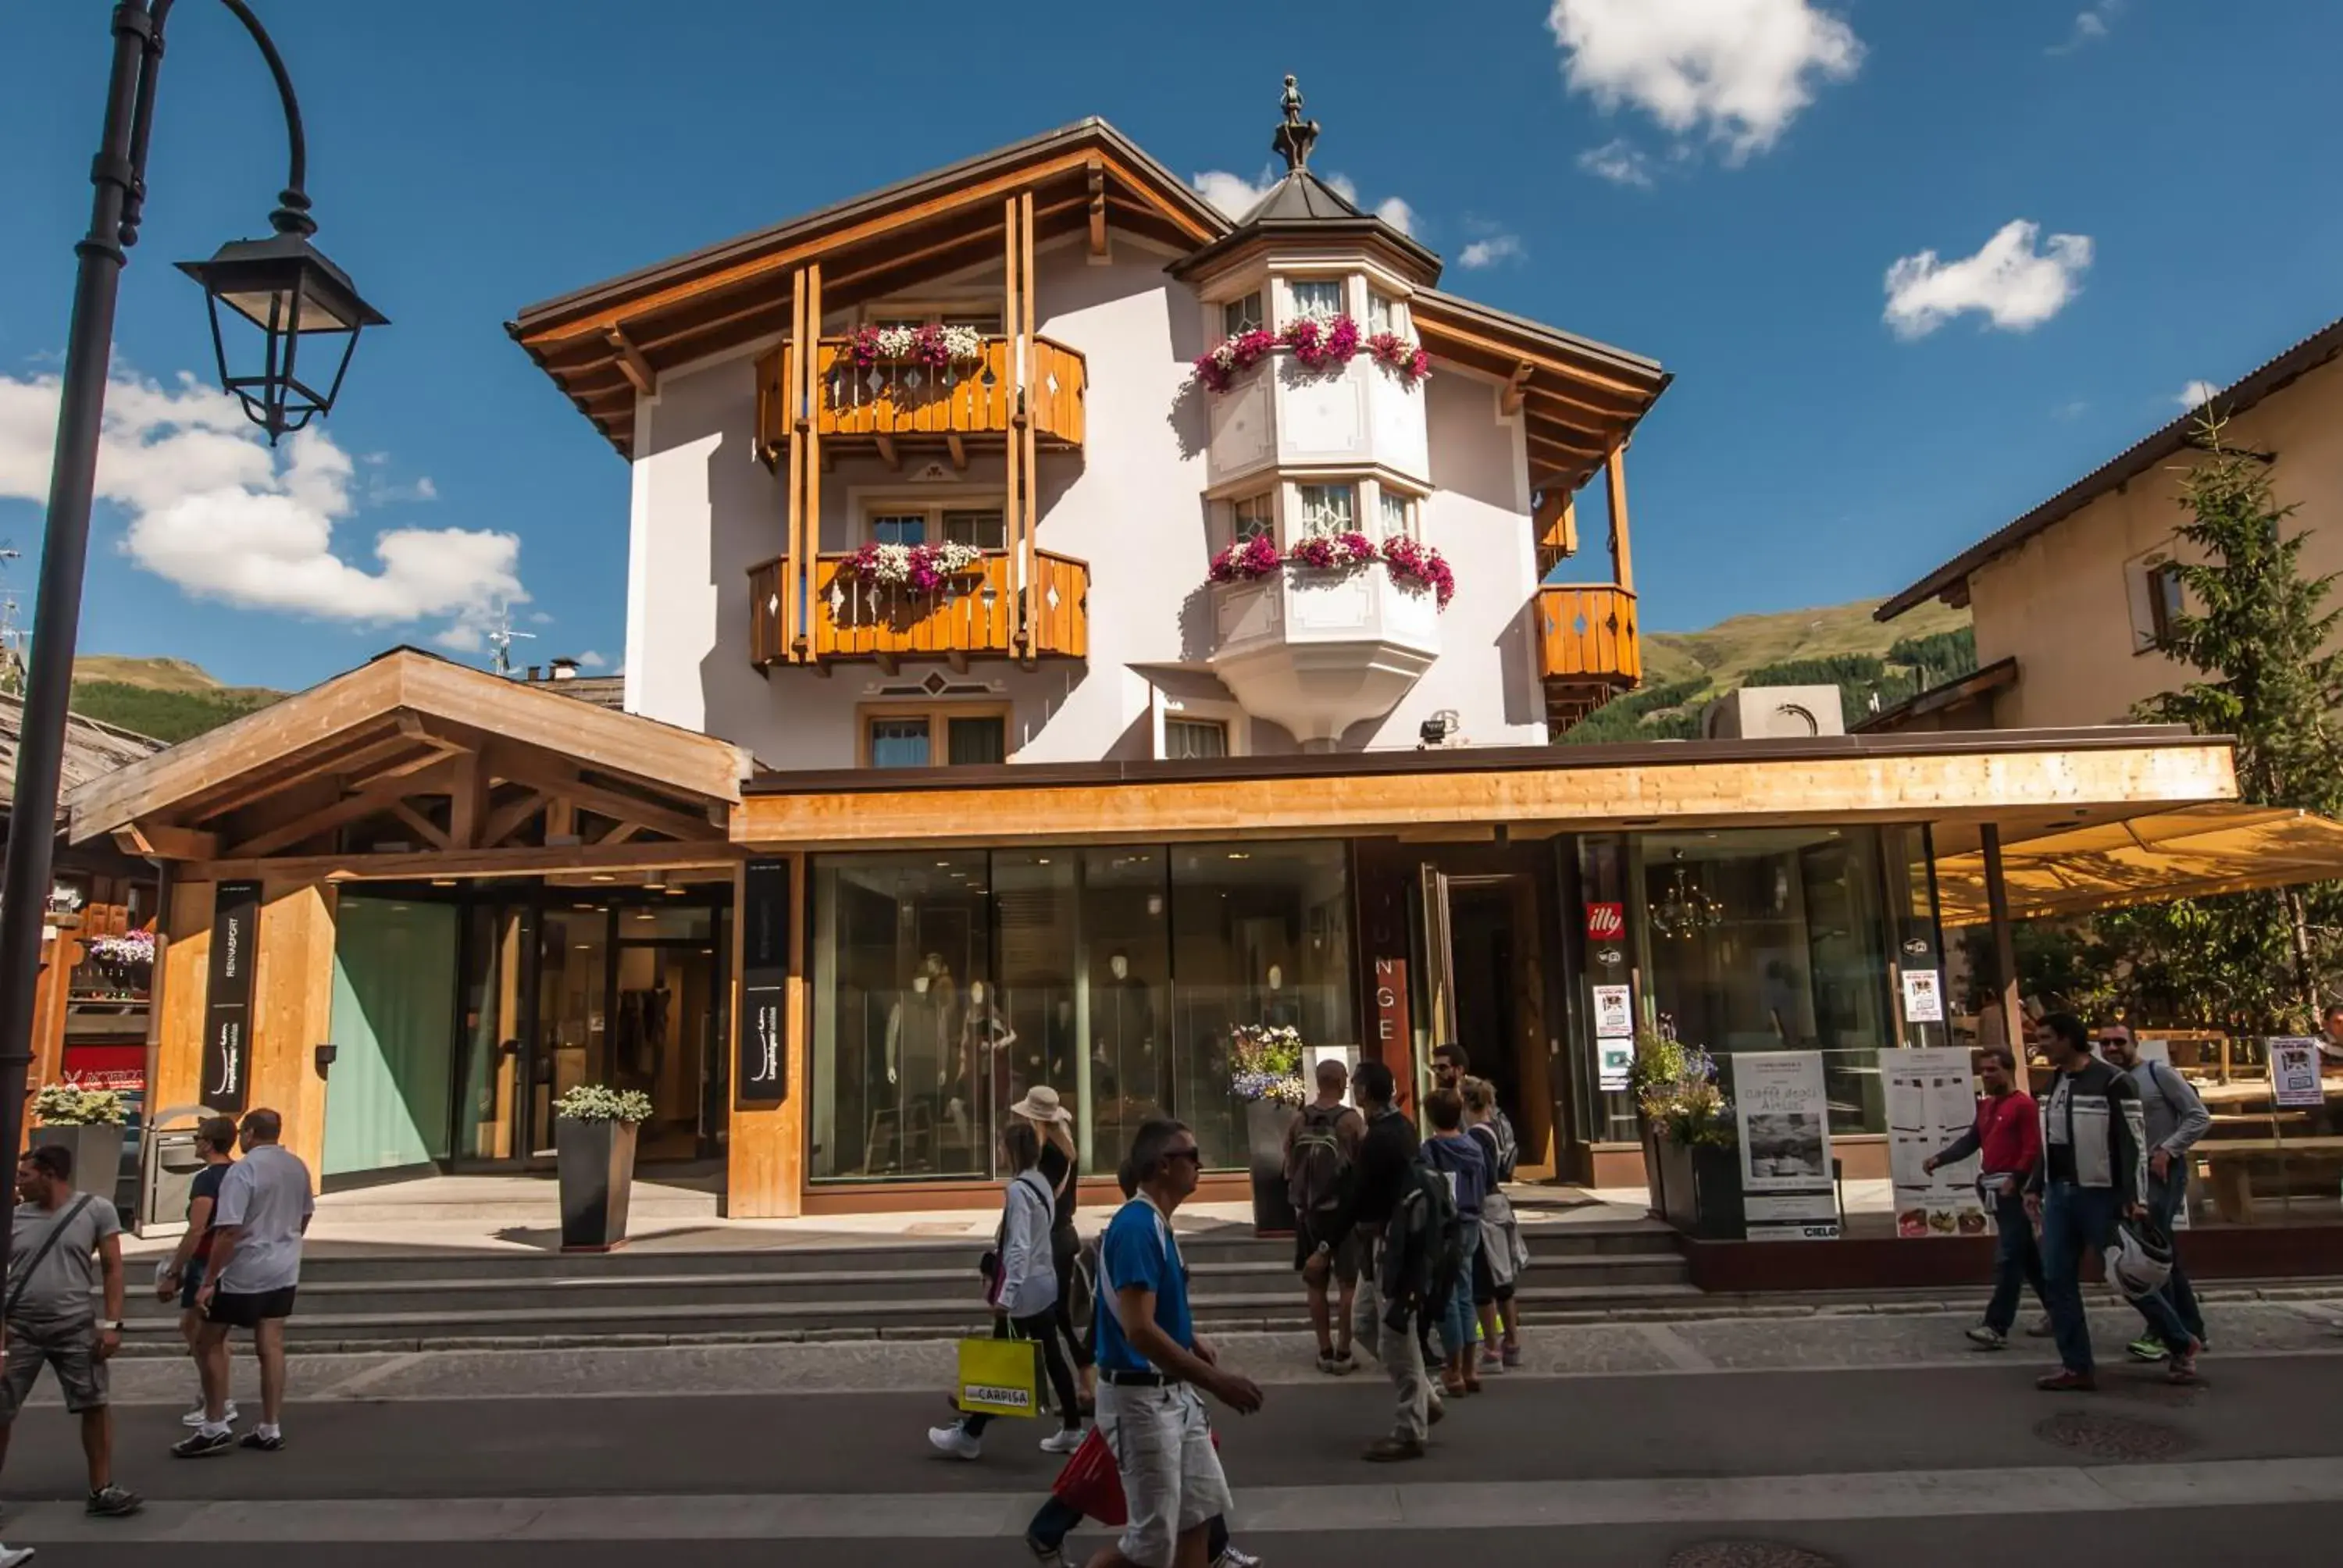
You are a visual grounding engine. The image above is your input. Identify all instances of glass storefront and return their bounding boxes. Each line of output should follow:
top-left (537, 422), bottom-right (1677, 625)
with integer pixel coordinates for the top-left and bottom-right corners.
top-left (809, 841), bottom-right (1354, 1182)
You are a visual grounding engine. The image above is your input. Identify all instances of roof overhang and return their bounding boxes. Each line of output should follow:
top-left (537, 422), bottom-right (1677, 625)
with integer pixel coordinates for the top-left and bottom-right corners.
top-left (1168, 219), bottom-right (1443, 289)
top-left (734, 725), bottom-right (2234, 853)
top-left (1932, 803), bottom-right (2343, 925)
top-left (1850, 657), bottom-right (2020, 734)
top-left (507, 119), bottom-right (1228, 458)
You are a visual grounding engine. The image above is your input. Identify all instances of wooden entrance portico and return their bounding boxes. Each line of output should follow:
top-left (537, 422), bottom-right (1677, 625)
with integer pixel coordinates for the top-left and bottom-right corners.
top-left (65, 650), bottom-right (749, 1192)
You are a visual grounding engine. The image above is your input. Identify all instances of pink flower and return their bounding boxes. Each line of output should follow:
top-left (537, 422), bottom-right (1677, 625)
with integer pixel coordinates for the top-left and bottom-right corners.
top-left (848, 326), bottom-right (883, 370)
top-left (1208, 534), bottom-right (1284, 584)
top-left (910, 323), bottom-right (952, 371)
top-left (1381, 536), bottom-right (1456, 610)
top-left (1367, 332), bottom-right (1432, 387)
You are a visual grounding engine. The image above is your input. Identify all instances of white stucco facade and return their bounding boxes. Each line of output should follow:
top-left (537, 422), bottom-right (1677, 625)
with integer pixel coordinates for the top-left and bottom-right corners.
top-left (622, 234), bottom-right (1549, 769)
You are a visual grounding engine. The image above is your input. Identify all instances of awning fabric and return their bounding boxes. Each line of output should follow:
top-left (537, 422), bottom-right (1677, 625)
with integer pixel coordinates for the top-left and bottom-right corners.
top-left (1935, 804), bottom-right (2343, 925)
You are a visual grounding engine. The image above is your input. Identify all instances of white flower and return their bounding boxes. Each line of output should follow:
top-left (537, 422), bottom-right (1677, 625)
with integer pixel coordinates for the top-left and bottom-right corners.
top-left (939, 325), bottom-right (985, 362)
top-left (873, 326), bottom-right (918, 359)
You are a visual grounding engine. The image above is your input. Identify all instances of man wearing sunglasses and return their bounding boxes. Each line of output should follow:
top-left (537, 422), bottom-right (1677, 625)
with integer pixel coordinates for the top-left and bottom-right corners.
top-left (1087, 1120), bottom-right (1264, 1568)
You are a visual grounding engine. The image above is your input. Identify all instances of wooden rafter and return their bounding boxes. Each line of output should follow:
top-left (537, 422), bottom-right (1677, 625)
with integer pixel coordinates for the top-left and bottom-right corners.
top-left (189, 841), bottom-right (742, 886)
top-left (388, 800), bottom-right (454, 852)
top-left (479, 745), bottom-right (722, 843)
top-left (606, 326), bottom-right (656, 397)
top-left (222, 756), bottom-right (462, 859)
top-left (480, 789), bottom-right (549, 848)
top-left (1087, 159), bottom-right (1109, 258)
top-left (1502, 362), bottom-right (1535, 417)
top-left (946, 433), bottom-right (968, 472)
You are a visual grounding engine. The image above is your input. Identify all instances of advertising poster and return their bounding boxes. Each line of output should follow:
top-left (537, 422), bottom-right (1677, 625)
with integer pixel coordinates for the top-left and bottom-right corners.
top-left (1733, 1051), bottom-right (1839, 1240)
top-left (1900, 969), bottom-right (1945, 1025)
top-left (1882, 1047), bottom-right (1988, 1239)
top-left (2270, 1037), bottom-right (2326, 1108)
top-left (1598, 1040), bottom-right (1634, 1094)
top-left (1592, 985), bottom-right (1633, 1039)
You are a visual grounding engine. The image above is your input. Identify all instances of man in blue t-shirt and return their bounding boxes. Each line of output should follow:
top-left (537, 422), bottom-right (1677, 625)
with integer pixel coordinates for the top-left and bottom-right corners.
top-left (1087, 1118), bottom-right (1264, 1568)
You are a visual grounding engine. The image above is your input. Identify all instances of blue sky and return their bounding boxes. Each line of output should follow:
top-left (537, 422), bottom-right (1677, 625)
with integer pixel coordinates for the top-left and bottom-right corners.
top-left (3, 0), bottom-right (2341, 690)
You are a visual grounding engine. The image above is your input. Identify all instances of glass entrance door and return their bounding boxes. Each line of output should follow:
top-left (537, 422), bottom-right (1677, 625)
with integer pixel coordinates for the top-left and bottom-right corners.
top-left (531, 907), bottom-right (612, 1159)
top-left (456, 903), bottom-right (536, 1164)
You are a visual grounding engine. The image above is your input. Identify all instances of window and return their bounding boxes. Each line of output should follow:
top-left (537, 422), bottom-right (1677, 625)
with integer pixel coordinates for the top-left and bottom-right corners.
top-left (1378, 488), bottom-right (1416, 540)
top-left (941, 510), bottom-right (1006, 551)
top-left (940, 312), bottom-right (1003, 334)
top-left (1367, 290), bottom-right (1402, 334)
top-left (2148, 561), bottom-right (2185, 646)
top-left (1296, 483), bottom-right (1355, 537)
top-left (1221, 291), bottom-right (1264, 337)
top-left (1164, 718), bottom-right (1229, 760)
top-left (1289, 280), bottom-right (1343, 323)
top-left (861, 706), bottom-right (1010, 768)
top-left (870, 514), bottom-right (928, 547)
top-left (1229, 493), bottom-right (1275, 546)
top-left (864, 306), bottom-right (1001, 333)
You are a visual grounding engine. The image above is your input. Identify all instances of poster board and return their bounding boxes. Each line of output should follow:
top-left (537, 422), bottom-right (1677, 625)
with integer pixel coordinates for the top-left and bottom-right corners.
top-left (1882, 1047), bottom-right (1988, 1239)
top-left (1592, 985), bottom-right (1633, 1039)
top-left (2269, 1037), bottom-right (2325, 1108)
top-left (1900, 970), bottom-right (1945, 1024)
top-left (1598, 1040), bottom-right (1634, 1094)
top-left (1733, 1052), bottom-right (1839, 1241)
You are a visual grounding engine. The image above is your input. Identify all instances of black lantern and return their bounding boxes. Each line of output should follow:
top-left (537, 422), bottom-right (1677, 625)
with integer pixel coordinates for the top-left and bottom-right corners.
top-left (177, 228), bottom-right (387, 442)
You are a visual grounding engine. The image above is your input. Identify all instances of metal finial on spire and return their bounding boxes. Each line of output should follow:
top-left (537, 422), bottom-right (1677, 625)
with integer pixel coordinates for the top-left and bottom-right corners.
top-left (1272, 74), bottom-right (1319, 172)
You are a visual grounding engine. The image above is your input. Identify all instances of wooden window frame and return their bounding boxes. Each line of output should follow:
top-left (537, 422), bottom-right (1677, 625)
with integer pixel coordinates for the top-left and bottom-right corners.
top-left (2147, 561), bottom-right (2186, 648)
top-left (856, 497), bottom-right (1009, 551)
top-left (857, 701), bottom-right (1014, 768)
top-left (1163, 717), bottom-right (1232, 761)
top-left (854, 299), bottom-right (1005, 333)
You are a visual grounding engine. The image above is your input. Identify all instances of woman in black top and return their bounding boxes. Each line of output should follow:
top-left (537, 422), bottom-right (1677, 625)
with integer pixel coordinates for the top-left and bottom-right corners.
top-left (1011, 1086), bottom-right (1094, 1406)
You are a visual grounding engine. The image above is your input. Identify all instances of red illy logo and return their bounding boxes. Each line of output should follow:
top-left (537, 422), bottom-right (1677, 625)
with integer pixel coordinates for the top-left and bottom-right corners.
top-left (1585, 903), bottom-right (1624, 941)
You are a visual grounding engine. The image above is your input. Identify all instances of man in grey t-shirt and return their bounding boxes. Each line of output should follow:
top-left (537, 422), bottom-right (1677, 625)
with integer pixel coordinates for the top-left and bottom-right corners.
top-left (0, 1143), bottom-right (141, 1517)
top-left (176, 1109), bottom-right (312, 1460)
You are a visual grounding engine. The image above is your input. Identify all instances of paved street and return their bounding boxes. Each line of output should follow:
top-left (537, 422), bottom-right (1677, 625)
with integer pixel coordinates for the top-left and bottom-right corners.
top-left (3, 1298), bottom-right (2342, 1565)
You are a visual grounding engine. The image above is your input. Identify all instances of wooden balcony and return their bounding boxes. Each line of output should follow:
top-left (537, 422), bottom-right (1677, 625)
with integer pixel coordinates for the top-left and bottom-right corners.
top-left (749, 549), bottom-right (1088, 672)
top-left (1536, 583), bottom-right (1641, 733)
top-left (755, 336), bottom-right (1086, 462)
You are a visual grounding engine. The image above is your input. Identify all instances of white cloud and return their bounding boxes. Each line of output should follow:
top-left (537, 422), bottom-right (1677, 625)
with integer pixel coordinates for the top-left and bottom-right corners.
top-left (528, 610), bottom-right (555, 625)
top-left (1546, 0), bottom-right (1862, 162)
top-left (1193, 167), bottom-right (1415, 234)
top-left (2176, 379), bottom-right (2220, 411)
top-left (1882, 220), bottom-right (2094, 339)
top-left (1459, 234), bottom-right (1527, 269)
top-left (1577, 139), bottom-right (1657, 187)
top-left (0, 368), bottom-right (524, 641)
top-left (2049, 1), bottom-right (2122, 55)
top-left (577, 650), bottom-right (609, 670)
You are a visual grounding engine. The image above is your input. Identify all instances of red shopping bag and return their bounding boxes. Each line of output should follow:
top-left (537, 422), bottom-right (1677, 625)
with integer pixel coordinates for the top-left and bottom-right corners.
top-left (1050, 1427), bottom-right (1127, 1527)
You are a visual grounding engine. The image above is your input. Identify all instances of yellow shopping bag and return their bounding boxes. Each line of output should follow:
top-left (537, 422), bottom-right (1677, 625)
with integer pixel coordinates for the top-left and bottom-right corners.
top-left (957, 1335), bottom-right (1045, 1419)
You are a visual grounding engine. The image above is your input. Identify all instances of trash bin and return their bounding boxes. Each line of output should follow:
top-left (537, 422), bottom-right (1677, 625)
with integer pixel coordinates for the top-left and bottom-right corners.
top-left (140, 1104), bottom-right (222, 1235)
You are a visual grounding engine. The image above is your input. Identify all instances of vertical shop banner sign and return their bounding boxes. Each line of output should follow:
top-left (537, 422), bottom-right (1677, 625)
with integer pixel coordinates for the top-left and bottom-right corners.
top-left (2269, 1037), bottom-right (2325, 1108)
top-left (1883, 1047), bottom-right (1988, 1238)
top-left (201, 881), bottom-right (259, 1115)
top-left (737, 859), bottom-right (790, 1106)
top-left (1899, 969), bottom-right (1945, 1024)
top-left (1734, 1051), bottom-right (1838, 1240)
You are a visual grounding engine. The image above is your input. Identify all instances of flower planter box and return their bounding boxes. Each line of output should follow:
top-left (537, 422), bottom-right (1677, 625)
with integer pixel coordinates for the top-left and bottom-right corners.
top-left (1245, 1099), bottom-right (1299, 1238)
top-left (31, 1124), bottom-right (124, 1202)
top-left (555, 1118), bottom-right (638, 1253)
top-left (1653, 1135), bottom-right (1745, 1241)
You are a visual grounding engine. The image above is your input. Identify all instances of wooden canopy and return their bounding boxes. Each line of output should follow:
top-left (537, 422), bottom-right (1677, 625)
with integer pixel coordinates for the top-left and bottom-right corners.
top-left (67, 650), bottom-right (747, 882)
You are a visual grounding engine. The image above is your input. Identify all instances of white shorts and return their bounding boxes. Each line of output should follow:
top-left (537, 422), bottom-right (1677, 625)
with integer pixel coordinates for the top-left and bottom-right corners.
top-left (1097, 1381), bottom-right (1231, 1568)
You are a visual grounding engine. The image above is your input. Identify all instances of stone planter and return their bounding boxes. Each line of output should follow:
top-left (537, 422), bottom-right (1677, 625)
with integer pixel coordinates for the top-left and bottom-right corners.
top-left (1244, 1099), bottom-right (1299, 1238)
top-left (1653, 1135), bottom-right (1745, 1240)
top-left (32, 1124), bottom-right (125, 1205)
top-left (555, 1117), bottom-right (638, 1253)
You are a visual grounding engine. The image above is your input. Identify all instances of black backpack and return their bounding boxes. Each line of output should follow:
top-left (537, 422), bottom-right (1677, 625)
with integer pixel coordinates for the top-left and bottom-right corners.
top-left (1286, 1104), bottom-right (1355, 1217)
top-left (1389, 1159), bottom-right (1462, 1317)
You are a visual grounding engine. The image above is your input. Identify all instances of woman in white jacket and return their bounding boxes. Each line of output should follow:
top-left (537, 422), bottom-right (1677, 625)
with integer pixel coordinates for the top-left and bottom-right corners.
top-left (929, 1117), bottom-right (1086, 1459)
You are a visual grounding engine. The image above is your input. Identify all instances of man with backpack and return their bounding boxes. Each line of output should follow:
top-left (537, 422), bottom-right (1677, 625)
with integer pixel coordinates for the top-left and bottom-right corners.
top-left (1283, 1058), bottom-right (1364, 1375)
top-left (1333, 1060), bottom-right (1453, 1463)
top-left (2097, 1025), bottom-right (2210, 1363)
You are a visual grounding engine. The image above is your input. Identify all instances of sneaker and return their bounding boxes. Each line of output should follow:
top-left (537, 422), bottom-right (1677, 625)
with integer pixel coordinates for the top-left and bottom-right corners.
top-left (1965, 1324), bottom-right (2008, 1351)
top-left (170, 1429), bottom-right (236, 1460)
top-left (2026, 1313), bottom-right (2055, 1338)
top-left (1316, 1351), bottom-right (1344, 1375)
top-left (1363, 1436), bottom-right (1426, 1463)
top-left (1215, 1548), bottom-right (1262, 1568)
top-left (2036, 1368), bottom-right (2097, 1392)
top-left (2167, 1339), bottom-right (2204, 1384)
top-left (1025, 1541), bottom-right (1070, 1568)
top-left (1039, 1427), bottom-right (1086, 1456)
top-left (238, 1431), bottom-right (285, 1453)
top-left (180, 1400), bottom-right (237, 1429)
top-left (84, 1486), bottom-right (141, 1518)
top-left (1427, 1396), bottom-right (1446, 1427)
top-left (1502, 1342), bottom-right (1522, 1369)
top-left (926, 1424), bottom-right (982, 1461)
top-left (0, 1545), bottom-right (34, 1568)
top-left (1478, 1354), bottom-right (1503, 1377)
top-left (2126, 1335), bottom-right (2170, 1363)
top-left (1331, 1349), bottom-right (1357, 1375)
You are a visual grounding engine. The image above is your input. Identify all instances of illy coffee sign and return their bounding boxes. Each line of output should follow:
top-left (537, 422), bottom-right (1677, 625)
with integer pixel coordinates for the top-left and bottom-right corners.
top-left (1585, 903), bottom-right (1625, 942)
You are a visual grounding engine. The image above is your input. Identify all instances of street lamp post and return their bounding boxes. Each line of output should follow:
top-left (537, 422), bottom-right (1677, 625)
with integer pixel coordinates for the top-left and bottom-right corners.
top-left (0, 1), bottom-right (380, 1259)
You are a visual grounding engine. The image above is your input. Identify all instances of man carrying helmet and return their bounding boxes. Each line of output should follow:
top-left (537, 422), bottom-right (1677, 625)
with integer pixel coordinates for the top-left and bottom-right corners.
top-left (2026, 1014), bottom-right (2202, 1390)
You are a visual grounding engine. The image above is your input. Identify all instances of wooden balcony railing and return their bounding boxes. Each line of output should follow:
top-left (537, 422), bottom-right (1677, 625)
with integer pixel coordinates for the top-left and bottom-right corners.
top-left (748, 550), bottom-right (1089, 670)
top-left (1537, 583), bottom-right (1641, 688)
top-left (755, 336), bottom-right (1086, 460)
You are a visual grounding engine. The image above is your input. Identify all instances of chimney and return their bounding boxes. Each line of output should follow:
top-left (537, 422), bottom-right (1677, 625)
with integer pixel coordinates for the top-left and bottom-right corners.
top-left (524, 665), bottom-right (542, 682)
top-left (550, 657), bottom-right (580, 681)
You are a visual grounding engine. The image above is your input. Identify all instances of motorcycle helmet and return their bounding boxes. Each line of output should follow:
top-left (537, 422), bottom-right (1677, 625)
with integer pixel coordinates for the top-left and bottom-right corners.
top-left (2103, 1214), bottom-right (2174, 1299)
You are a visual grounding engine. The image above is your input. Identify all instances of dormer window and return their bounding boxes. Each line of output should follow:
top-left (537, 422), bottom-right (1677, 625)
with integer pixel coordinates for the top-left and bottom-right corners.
top-left (1289, 280), bottom-right (1343, 323)
top-left (1221, 291), bottom-right (1264, 337)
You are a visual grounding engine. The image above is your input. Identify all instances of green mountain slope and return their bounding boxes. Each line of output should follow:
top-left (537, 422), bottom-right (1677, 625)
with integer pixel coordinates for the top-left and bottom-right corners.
top-left (66, 657), bottom-right (284, 744)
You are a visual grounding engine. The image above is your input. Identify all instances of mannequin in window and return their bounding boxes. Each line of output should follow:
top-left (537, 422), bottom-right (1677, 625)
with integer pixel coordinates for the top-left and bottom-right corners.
top-left (951, 979), bottom-right (1017, 1165)
top-left (1095, 950), bottom-right (1156, 1109)
top-left (883, 957), bottom-right (954, 1170)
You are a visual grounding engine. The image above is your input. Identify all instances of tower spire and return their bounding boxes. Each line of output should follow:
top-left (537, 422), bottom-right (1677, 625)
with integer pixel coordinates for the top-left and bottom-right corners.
top-left (1271, 74), bottom-right (1319, 172)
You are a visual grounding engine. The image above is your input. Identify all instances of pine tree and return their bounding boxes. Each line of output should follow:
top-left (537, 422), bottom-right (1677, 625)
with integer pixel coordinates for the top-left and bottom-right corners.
top-left (2127, 415), bottom-right (2343, 1025)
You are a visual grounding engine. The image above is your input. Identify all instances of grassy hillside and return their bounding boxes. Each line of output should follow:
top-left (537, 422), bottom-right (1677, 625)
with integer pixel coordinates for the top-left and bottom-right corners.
top-left (1640, 597), bottom-right (1971, 691)
top-left (67, 657), bottom-right (283, 744)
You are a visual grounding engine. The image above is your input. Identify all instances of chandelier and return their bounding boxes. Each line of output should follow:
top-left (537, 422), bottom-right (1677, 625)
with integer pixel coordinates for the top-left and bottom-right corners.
top-left (1651, 859), bottom-right (1724, 939)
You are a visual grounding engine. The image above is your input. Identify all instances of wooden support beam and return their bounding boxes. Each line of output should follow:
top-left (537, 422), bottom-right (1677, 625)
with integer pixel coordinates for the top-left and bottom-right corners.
top-left (224, 757), bottom-right (462, 860)
top-left (784, 270), bottom-right (807, 660)
top-left (802, 262), bottom-right (824, 658)
top-left (112, 822), bottom-right (221, 861)
top-left (1605, 440), bottom-right (1635, 594)
top-left (544, 797), bottom-right (577, 844)
top-left (480, 789), bottom-right (547, 848)
top-left (447, 750), bottom-right (488, 850)
top-left (191, 840), bottom-right (743, 887)
top-left (1981, 822), bottom-right (2023, 1042)
top-left (480, 747), bottom-right (720, 845)
top-left (1020, 188), bottom-right (1039, 662)
top-left (1502, 362), bottom-right (1535, 417)
top-left (388, 800), bottom-right (454, 853)
top-left (873, 432), bottom-right (899, 471)
top-left (179, 727), bottom-right (446, 825)
top-left (1087, 159), bottom-right (1110, 259)
top-left (606, 326), bottom-right (656, 397)
top-left (946, 433), bottom-right (968, 472)
top-left (1004, 195), bottom-right (1025, 659)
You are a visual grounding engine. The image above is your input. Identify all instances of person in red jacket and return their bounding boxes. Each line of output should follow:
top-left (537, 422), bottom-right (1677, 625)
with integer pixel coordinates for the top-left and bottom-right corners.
top-left (1925, 1043), bottom-right (2048, 1349)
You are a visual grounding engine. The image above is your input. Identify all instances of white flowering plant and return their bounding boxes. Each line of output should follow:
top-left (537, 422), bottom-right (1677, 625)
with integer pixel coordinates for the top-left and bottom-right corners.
top-left (33, 1082), bottom-right (129, 1127)
top-left (553, 1085), bottom-right (655, 1124)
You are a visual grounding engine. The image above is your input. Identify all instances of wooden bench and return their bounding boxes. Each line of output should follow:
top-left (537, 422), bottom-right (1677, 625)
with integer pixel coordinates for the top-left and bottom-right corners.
top-left (2197, 1136), bottom-right (2343, 1223)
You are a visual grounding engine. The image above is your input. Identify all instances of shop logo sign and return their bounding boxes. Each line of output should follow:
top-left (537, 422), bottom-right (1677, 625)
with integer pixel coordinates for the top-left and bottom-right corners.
top-left (1585, 903), bottom-right (1624, 941)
